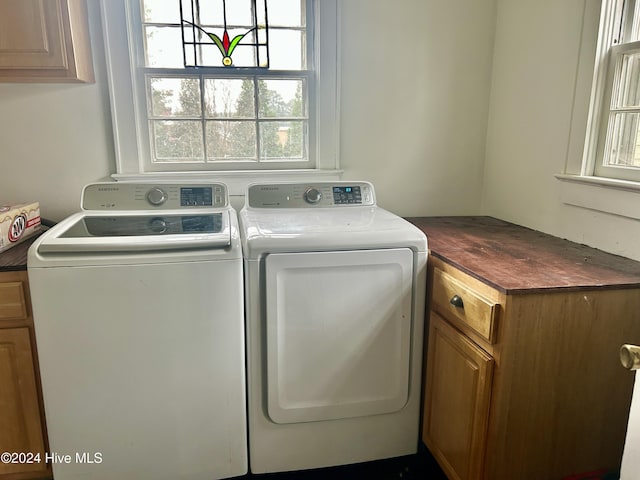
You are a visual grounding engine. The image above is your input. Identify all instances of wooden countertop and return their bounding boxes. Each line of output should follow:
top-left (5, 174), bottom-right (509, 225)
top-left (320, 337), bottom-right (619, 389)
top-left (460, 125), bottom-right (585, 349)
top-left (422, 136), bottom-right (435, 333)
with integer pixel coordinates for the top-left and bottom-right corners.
top-left (406, 216), bottom-right (640, 294)
top-left (0, 229), bottom-right (44, 272)
top-left (8, 218), bottom-right (640, 293)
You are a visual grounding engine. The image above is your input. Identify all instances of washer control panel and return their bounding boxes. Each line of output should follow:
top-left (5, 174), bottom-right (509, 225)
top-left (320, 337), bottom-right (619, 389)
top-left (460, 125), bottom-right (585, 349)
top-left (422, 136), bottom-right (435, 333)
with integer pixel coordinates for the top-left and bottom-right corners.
top-left (247, 182), bottom-right (375, 208)
top-left (82, 183), bottom-right (227, 210)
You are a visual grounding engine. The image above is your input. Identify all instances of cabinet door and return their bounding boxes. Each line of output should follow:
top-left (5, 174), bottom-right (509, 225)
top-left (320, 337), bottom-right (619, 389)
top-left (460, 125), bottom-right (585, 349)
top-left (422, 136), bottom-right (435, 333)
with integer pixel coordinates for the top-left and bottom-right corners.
top-left (0, 0), bottom-right (93, 82)
top-left (0, 328), bottom-right (48, 476)
top-left (423, 312), bottom-right (493, 480)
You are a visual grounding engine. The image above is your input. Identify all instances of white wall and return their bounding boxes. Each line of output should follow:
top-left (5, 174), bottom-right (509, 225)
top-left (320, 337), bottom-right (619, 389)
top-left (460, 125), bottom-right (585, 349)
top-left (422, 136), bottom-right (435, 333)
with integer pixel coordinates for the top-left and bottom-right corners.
top-left (483, 0), bottom-right (640, 261)
top-left (0, 0), bottom-right (114, 222)
top-left (340, 0), bottom-right (496, 216)
top-left (0, 0), bottom-right (496, 221)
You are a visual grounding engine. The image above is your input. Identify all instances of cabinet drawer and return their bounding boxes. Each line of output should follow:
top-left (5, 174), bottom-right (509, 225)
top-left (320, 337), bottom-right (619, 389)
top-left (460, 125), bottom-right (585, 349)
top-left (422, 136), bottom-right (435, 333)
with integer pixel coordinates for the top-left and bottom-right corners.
top-left (432, 268), bottom-right (498, 343)
top-left (0, 281), bottom-right (28, 320)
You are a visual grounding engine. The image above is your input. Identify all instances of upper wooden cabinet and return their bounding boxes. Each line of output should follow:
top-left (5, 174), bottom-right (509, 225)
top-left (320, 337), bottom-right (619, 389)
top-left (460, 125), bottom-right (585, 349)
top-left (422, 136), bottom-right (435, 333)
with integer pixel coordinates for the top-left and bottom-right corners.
top-left (0, 0), bottom-right (94, 83)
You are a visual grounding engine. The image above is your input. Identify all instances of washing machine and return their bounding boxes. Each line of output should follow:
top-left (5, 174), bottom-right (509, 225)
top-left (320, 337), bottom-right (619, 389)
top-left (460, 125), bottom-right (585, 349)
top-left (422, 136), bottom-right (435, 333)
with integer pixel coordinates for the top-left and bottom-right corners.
top-left (28, 182), bottom-right (247, 480)
top-left (239, 181), bottom-right (428, 473)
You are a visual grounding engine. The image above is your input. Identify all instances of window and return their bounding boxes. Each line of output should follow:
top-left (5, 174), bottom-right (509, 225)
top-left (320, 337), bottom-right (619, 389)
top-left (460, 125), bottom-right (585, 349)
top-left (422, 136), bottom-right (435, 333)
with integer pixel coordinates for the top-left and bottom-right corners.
top-left (101, 0), bottom-right (339, 177)
top-left (586, 0), bottom-right (640, 182)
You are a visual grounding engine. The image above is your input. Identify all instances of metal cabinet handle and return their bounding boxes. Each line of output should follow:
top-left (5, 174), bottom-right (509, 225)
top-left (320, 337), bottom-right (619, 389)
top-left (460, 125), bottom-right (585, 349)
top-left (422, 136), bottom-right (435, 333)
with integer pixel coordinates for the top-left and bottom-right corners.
top-left (450, 295), bottom-right (464, 308)
top-left (620, 344), bottom-right (640, 370)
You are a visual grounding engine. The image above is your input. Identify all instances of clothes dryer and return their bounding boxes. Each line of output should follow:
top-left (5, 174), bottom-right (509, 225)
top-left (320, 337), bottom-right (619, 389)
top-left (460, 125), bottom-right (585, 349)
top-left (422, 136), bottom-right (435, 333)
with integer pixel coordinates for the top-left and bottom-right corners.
top-left (239, 181), bottom-right (428, 473)
top-left (28, 183), bottom-right (247, 480)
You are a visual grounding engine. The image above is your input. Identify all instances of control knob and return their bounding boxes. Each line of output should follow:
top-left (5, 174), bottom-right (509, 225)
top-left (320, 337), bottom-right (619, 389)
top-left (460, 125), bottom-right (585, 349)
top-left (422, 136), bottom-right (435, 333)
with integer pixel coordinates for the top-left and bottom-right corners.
top-left (304, 187), bottom-right (323, 204)
top-left (146, 187), bottom-right (167, 206)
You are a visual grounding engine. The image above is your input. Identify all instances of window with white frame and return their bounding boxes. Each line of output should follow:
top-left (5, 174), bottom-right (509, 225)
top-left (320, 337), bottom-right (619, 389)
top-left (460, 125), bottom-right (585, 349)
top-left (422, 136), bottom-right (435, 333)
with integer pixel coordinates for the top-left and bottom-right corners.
top-left (101, 0), bottom-right (339, 176)
top-left (586, 0), bottom-right (640, 182)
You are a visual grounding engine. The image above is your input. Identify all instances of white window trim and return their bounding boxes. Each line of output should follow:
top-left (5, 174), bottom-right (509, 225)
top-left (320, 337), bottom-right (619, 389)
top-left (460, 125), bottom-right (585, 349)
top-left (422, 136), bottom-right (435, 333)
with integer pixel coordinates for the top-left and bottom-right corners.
top-left (555, 173), bottom-right (640, 220)
top-left (101, 0), bottom-right (342, 195)
top-left (580, 0), bottom-right (622, 178)
top-left (558, 0), bottom-right (640, 220)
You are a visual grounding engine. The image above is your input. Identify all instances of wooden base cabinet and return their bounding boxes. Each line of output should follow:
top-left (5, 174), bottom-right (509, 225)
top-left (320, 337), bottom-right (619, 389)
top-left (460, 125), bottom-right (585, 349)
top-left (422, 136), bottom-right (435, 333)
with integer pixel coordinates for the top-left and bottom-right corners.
top-left (0, 271), bottom-right (51, 480)
top-left (424, 313), bottom-right (493, 480)
top-left (422, 257), bottom-right (640, 480)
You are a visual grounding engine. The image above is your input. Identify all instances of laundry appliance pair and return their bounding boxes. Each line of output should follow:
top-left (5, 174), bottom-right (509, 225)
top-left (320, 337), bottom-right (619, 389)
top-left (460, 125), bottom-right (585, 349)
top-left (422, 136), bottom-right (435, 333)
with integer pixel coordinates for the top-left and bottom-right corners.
top-left (28, 181), bottom-right (427, 479)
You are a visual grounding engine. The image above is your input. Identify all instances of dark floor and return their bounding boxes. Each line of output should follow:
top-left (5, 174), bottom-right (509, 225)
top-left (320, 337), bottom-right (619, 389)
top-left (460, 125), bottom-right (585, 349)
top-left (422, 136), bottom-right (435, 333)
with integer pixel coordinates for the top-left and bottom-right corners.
top-left (242, 443), bottom-right (447, 480)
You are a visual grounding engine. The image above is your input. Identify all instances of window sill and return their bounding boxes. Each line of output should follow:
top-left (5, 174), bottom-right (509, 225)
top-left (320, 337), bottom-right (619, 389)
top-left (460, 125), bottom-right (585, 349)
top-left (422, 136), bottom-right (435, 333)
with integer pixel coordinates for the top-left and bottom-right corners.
top-left (555, 174), bottom-right (640, 220)
top-left (112, 169), bottom-right (344, 198)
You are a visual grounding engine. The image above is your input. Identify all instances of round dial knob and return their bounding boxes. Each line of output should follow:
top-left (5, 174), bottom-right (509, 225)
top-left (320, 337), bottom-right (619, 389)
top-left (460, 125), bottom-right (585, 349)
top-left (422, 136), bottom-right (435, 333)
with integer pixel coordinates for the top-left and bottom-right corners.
top-left (304, 188), bottom-right (323, 204)
top-left (146, 187), bottom-right (167, 206)
top-left (149, 217), bottom-right (167, 234)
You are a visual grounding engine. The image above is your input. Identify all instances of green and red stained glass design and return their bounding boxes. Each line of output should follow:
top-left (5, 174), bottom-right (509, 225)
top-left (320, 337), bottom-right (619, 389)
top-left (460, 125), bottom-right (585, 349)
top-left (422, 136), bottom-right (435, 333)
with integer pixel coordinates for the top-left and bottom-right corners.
top-left (180, 0), bottom-right (269, 68)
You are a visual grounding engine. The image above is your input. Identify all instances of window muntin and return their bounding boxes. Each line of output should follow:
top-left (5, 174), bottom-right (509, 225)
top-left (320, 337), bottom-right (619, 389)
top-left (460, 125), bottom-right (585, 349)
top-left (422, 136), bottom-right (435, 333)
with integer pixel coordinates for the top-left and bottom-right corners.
top-left (133, 0), bottom-right (312, 170)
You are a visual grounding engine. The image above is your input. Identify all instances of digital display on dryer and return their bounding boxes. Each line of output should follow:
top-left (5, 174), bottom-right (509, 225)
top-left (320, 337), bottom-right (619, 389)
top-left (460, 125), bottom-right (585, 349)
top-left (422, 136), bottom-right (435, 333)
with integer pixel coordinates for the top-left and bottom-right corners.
top-left (333, 186), bottom-right (362, 204)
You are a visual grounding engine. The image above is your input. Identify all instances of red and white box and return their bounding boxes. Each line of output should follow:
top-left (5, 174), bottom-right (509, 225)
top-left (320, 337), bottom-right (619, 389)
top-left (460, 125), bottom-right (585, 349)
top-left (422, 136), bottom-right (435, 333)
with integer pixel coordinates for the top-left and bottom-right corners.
top-left (0, 202), bottom-right (42, 253)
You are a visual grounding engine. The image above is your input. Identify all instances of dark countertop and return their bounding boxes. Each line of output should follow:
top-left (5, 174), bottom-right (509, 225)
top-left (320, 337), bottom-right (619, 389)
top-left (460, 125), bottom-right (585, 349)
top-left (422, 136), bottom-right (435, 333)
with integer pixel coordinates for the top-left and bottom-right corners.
top-left (406, 216), bottom-right (640, 294)
top-left (0, 229), bottom-right (44, 272)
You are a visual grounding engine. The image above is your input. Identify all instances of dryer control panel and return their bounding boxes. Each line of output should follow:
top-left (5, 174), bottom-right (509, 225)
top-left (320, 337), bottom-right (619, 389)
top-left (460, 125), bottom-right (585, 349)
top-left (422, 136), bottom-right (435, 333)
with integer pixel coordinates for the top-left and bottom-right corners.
top-left (81, 183), bottom-right (228, 210)
top-left (247, 182), bottom-right (376, 208)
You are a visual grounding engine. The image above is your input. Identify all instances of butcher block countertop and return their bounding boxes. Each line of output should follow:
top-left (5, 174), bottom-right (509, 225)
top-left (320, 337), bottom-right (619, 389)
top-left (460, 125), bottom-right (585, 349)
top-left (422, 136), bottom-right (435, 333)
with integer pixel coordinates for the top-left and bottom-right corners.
top-left (406, 216), bottom-right (640, 294)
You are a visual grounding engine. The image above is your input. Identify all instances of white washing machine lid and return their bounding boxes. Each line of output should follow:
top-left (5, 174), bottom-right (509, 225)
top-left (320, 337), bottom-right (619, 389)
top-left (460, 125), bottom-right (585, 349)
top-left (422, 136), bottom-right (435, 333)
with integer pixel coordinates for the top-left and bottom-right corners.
top-left (35, 210), bottom-right (232, 254)
top-left (239, 206), bottom-right (427, 259)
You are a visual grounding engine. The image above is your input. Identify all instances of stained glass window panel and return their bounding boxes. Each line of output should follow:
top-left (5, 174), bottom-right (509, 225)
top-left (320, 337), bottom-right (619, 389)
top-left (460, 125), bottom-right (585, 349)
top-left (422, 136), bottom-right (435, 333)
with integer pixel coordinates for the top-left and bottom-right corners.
top-left (180, 0), bottom-right (269, 68)
top-left (194, 2), bottom-right (223, 25)
top-left (144, 26), bottom-right (184, 68)
top-left (268, 30), bottom-right (305, 70)
top-left (268, 0), bottom-right (303, 27)
top-left (143, 0), bottom-right (180, 23)
top-left (203, 0), bottom-right (253, 26)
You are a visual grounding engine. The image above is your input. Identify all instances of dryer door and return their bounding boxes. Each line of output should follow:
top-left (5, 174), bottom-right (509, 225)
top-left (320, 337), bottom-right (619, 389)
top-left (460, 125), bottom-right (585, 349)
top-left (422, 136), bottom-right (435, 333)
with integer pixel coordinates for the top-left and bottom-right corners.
top-left (264, 248), bottom-right (414, 424)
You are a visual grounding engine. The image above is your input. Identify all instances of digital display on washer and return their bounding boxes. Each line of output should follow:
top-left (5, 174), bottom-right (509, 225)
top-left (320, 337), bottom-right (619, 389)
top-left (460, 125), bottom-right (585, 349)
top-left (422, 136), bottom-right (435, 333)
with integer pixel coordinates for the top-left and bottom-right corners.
top-left (180, 187), bottom-right (213, 206)
top-left (59, 214), bottom-right (223, 237)
top-left (332, 186), bottom-right (362, 204)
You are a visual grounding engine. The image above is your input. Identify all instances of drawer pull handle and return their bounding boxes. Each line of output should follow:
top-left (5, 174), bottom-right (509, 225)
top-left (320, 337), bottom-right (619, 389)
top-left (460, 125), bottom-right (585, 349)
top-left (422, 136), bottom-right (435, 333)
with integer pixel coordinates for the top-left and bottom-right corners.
top-left (450, 295), bottom-right (464, 308)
